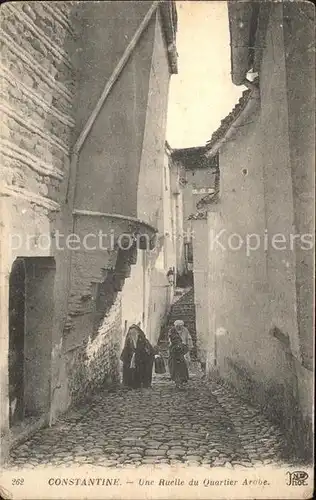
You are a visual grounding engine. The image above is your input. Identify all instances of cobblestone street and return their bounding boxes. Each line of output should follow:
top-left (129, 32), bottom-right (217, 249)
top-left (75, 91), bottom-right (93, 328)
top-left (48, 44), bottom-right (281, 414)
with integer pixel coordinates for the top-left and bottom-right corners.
top-left (5, 366), bottom-right (292, 470)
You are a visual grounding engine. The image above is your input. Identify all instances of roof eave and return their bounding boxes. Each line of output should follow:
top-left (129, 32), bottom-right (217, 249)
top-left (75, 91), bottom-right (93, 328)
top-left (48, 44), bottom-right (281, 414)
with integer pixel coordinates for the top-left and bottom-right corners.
top-left (165, 140), bottom-right (172, 155)
top-left (171, 146), bottom-right (207, 158)
top-left (159, 1), bottom-right (178, 74)
top-left (205, 88), bottom-right (260, 158)
top-left (228, 1), bottom-right (260, 86)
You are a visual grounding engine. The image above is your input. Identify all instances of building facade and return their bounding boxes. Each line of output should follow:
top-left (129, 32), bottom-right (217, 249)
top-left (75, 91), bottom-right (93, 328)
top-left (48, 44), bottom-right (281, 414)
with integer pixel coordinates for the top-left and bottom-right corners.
top-left (0, 1), bottom-right (178, 462)
top-left (191, 1), bottom-right (314, 459)
top-left (168, 147), bottom-right (219, 281)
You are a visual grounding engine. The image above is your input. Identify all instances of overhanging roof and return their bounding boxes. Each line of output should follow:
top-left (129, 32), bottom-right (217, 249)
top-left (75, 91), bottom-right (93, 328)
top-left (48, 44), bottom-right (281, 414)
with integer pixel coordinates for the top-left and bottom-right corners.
top-left (159, 1), bottom-right (178, 74)
top-left (205, 74), bottom-right (260, 156)
top-left (228, 1), bottom-right (271, 85)
top-left (206, 88), bottom-right (251, 152)
top-left (171, 147), bottom-right (219, 169)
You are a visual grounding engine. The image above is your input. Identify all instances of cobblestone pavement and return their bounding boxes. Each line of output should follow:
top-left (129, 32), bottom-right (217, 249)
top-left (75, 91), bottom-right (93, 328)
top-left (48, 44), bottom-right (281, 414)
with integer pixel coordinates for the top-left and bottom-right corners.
top-left (5, 365), bottom-right (292, 469)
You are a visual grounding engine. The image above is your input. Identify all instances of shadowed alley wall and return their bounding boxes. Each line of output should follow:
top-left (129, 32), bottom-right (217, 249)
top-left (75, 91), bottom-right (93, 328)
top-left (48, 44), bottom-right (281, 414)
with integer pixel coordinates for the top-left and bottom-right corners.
top-left (206, 3), bottom-right (314, 460)
top-left (0, 1), bottom-right (177, 463)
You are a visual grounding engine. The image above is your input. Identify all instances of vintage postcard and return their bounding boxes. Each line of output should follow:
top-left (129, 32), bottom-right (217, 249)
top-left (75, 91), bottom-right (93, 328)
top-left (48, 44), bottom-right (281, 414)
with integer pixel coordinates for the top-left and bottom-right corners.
top-left (0, 0), bottom-right (314, 499)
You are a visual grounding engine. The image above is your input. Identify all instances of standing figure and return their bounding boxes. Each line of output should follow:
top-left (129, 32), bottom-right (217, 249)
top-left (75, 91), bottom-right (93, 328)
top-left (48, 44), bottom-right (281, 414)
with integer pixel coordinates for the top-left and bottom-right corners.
top-left (168, 330), bottom-right (189, 389)
top-left (168, 320), bottom-right (193, 372)
top-left (120, 324), bottom-right (154, 389)
top-left (166, 267), bottom-right (175, 286)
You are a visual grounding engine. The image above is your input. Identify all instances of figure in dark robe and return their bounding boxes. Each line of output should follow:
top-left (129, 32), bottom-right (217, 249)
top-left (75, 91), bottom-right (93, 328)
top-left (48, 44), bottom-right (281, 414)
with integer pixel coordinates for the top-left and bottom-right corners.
top-left (168, 330), bottom-right (189, 389)
top-left (120, 324), bottom-right (154, 389)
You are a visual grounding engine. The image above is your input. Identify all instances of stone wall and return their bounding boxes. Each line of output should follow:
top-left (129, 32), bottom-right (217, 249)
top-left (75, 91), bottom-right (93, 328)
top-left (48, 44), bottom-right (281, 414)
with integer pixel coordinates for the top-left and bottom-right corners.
top-left (0, 1), bottom-right (176, 460)
top-left (0, 1), bottom-right (77, 457)
top-left (163, 150), bottom-right (177, 273)
top-left (283, 1), bottom-right (315, 371)
top-left (121, 252), bottom-right (146, 331)
top-left (120, 11), bottom-right (175, 345)
top-left (192, 217), bottom-right (210, 364)
top-left (182, 168), bottom-right (217, 234)
top-left (145, 240), bottom-right (171, 345)
top-left (121, 243), bottom-right (171, 347)
top-left (206, 4), bottom-right (313, 460)
top-left (0, 2), bottom-right (75, 211)
top-left (137, 10), bottom-right (171, 229)
top-left (64, 295), bottom-right (122, 406)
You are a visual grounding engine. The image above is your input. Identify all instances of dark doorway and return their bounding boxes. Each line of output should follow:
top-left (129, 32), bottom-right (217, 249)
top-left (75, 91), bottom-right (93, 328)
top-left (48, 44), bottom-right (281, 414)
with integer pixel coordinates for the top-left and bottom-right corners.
top-left (9, 258), bottom-right (26, 426)
top-left (8, 257), bottom-right (56, 427)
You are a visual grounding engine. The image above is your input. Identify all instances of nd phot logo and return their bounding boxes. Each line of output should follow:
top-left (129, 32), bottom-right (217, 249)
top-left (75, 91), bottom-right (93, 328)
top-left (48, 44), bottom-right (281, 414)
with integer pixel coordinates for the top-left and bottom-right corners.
top-left (286, 471), bottom-right (309, 486)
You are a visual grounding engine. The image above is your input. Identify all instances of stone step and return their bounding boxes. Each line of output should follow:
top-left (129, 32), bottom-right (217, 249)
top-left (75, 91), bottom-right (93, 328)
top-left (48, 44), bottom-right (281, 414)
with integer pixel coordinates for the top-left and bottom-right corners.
top-left (172, 303), bottom-right (195, 308)
top-left (169, 309), bottom-right (195, 318)
top-left (169, 310), bottom-right (195, 315)
top-left (168, 316), bottom-right (195, 320)
top-left (170, 304), bottom-right (195, 311)
top-left (171, 308), bottom-right (194, 312)
top-left (169, 312), bottom-right (195, 318)
top-left (169, 309), bottom-right (195, 315)
top-left (171, 302), bottom-right (195, 307)
top-left (169, 310), bottom-right (195, 313)
top-left (169, 310), bottom-right (195, 316)
top-left (170, 312), bottom-right (194, 316)
top-left (159, 287), bottom-right (197, 347)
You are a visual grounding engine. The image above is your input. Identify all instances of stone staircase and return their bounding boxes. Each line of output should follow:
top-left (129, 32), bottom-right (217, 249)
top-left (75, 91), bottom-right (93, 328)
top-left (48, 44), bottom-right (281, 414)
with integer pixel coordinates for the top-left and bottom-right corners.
top-left (158, 287), bottom-right (197, 359)
top-left (153, 287), bottom-right (202, 384)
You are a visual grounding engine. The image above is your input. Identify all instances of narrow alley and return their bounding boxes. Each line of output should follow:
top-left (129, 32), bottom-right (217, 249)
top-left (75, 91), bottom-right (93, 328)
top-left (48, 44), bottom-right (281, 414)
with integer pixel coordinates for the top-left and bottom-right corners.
top-left (0, 4), bottom-right (313, 495)
top-left (4, 361), bottom-right (290, 470)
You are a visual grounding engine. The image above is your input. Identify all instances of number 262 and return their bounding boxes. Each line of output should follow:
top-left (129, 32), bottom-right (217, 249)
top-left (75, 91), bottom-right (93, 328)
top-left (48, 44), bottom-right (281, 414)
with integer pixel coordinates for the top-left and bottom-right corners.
top-left (12, 478), bottom-right (24, 485)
